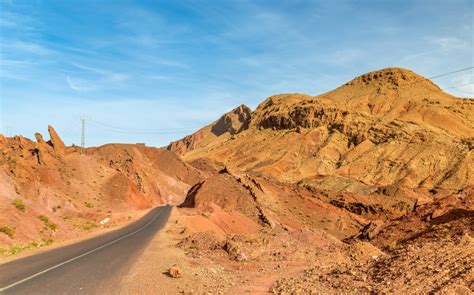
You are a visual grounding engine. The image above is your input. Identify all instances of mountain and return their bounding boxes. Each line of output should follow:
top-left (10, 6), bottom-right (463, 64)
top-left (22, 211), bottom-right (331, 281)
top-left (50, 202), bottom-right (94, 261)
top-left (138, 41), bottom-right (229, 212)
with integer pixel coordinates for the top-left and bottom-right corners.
top-left (169, 68), bottom-right (473, 196)
top-left (164, 67), bottom-right (473, 292)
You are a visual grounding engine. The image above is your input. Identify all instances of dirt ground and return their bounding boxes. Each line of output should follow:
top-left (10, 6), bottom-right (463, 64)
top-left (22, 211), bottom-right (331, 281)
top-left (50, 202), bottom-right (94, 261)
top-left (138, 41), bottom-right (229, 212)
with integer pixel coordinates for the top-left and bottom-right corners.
top-left (121, 190), bottom-right (473, 294)
top-left (120, 208), bottom-right (374, 294)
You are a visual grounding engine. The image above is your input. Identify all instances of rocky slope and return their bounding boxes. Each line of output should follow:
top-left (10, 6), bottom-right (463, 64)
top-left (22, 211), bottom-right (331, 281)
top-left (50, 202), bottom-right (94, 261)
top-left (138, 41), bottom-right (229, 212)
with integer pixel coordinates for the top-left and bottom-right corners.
top-left (0, 126), bottom-right (202, 251)
top-left (271, 189), bottom-right (473, 294)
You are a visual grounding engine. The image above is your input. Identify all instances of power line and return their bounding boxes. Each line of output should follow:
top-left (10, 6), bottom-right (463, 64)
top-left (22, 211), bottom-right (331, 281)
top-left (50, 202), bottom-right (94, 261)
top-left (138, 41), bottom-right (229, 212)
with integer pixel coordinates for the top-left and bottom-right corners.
top-left (88, 120), bottom-right (199, 135)
top-left (88, 118), bottom-right (202, 133)
top-left (441, 81), bottom-right (474, 91)
top-left (438, 82), bottom-right (474, 97)
top-left (427, 67), bottom-right (473, 80)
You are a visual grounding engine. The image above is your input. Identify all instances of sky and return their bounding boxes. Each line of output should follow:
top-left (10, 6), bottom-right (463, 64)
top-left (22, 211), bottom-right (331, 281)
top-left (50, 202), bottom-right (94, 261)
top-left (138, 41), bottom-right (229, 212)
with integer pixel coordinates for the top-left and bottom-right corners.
top-left (0, 0), bottom-right (473, 147)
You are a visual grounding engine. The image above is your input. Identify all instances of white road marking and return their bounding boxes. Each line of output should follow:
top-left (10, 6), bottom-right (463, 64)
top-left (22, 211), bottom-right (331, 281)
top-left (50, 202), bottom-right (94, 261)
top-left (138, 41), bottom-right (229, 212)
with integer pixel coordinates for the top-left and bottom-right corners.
top-left (0, 207), bottom-right (166, 292)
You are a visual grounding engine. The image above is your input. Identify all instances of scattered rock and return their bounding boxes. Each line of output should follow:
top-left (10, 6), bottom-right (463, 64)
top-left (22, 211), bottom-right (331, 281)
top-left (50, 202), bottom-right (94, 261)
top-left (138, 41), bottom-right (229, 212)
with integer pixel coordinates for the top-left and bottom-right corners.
top-left (168, 265), bottom-right (183, 278)
top-left (356, 220), bottom-right (384, 240)
top-left (100, 217), bottom-right (110, 225)
top-left (223, 240), bottom-right (247, 261)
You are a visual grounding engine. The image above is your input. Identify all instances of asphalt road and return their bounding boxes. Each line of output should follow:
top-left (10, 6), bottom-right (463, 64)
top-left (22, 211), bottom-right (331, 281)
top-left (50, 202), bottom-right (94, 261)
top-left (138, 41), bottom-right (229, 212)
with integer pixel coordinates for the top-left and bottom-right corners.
top-left (0, 205), bottom-right (172, 295)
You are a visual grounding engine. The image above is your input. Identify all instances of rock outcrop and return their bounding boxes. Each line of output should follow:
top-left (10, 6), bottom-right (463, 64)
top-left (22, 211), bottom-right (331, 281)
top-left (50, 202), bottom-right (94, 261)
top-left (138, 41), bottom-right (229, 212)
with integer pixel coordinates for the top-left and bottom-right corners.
top-left (47, 125), bottom-right (67, 153)
top-left (211, 105), bottom-right (251, 136)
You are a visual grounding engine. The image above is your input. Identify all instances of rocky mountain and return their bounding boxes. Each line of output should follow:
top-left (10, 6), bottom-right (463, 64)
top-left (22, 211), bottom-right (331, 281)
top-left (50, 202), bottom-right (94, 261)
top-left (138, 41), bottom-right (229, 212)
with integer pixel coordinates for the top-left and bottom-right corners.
top-left (169, 68), bottom-right (473, 196)
top-left (164, 67), bottom-right (473, 293)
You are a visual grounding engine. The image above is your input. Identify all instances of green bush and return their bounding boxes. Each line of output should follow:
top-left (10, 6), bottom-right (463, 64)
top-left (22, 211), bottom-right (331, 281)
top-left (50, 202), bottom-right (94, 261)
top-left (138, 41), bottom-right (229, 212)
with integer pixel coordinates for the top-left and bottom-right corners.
top-left (12, 198), bottom-right (25, 212)
top-left (0, 226), bottom-right (16, 238)
top-left (84, 202), bottom-right (93, 208)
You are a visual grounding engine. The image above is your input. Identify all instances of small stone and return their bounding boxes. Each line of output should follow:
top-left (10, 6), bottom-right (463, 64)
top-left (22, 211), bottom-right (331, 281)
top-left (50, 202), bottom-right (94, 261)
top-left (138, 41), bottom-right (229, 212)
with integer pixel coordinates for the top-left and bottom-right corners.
top-left (168, 265), bottom-right (182, 278)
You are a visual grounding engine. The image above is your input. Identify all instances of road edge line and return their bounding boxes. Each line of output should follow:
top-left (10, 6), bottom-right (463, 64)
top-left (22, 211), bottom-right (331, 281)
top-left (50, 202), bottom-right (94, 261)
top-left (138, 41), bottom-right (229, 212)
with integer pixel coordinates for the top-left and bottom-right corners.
top-left (0, 207), bottom-right (167, 292)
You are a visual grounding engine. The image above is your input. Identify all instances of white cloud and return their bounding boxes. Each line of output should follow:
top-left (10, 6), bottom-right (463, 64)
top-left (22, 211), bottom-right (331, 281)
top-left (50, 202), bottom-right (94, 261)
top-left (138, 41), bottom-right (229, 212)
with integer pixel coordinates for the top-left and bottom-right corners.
top-left (427, 36), bottom-right (470, 51)
top-left (5, 41), bottom-right (54, 55)
top-left (66, 76), bottom-right (96, 92)
top-left (69, 62), bottom-right (129, 86)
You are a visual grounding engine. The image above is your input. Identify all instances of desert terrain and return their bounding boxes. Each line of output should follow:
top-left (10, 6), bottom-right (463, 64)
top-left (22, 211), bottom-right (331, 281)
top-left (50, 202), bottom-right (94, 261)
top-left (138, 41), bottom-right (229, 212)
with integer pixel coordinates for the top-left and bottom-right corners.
top-left (1, 67), bottom-right (473, 293)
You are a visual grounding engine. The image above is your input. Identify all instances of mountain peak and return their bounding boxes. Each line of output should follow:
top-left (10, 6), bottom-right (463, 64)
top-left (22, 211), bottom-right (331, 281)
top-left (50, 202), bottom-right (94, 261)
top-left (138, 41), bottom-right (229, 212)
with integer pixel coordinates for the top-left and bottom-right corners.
top-left (210, 104), bottom-right (252, 136)
top-left (345, 67), bottom-right (441, 91)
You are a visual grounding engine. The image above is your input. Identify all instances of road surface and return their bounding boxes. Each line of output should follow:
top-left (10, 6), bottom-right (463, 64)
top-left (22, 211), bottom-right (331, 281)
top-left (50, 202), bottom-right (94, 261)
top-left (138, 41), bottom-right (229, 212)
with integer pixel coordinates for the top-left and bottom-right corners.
top-left (0, 206), bottom-right (172, 294)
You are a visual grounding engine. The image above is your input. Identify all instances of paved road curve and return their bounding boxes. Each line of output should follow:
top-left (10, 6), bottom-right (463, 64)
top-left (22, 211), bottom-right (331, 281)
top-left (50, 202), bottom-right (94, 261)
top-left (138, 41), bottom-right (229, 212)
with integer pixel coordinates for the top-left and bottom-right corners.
top-left (0, 205), bottom-right (172, 294)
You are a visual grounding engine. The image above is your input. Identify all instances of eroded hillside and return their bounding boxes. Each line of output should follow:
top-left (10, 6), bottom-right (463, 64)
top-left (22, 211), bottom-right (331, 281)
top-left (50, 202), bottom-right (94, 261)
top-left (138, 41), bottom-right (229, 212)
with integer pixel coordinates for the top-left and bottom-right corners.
top-left (0, 127), bottom-right (202, 251)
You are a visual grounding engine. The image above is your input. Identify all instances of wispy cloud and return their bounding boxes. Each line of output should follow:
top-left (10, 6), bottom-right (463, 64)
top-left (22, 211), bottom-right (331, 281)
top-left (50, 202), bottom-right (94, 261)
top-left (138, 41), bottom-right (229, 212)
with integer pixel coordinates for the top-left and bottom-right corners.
top-left (427, 36), bottom-right (470, 51)
top-left (4, 41), bottom-right (54, 55)
top-left (66, 76), bottom-right (96, 92)
top-left (65, 62), bottom-right (129, 91)
top-left (0, 10), bottom-right (38, 30)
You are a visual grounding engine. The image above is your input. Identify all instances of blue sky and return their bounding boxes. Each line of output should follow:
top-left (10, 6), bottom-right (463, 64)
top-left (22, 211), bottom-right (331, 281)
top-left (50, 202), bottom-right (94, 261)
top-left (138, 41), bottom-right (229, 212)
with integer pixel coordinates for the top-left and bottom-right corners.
top-left (0, 0), bottom-right (472, 147)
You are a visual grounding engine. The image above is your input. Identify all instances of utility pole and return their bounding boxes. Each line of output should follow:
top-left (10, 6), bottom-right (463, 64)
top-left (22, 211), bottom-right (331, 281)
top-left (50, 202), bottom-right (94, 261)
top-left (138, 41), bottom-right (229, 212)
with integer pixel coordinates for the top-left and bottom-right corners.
top-left (5, 125), bottom-right (13, 137)
top-left (80, 117), bottom-right (85, 154)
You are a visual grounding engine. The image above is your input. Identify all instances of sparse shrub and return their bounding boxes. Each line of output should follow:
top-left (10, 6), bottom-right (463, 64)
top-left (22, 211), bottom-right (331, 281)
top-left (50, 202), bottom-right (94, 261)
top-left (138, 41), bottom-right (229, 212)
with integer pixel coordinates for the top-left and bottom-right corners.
top-left (43, 238), bottom-right (54, 246)
top-left (9, 245), bottom-right (22, 255)
top-left (73, 221), bottom-right (98, 231)
top-left (0, 239), bottom-right (55, 257)
top-left (50, 223), bottom-right (58, 231)
top-left (28, 241), bottom-right (39, 248)
top-left (38, 215), bottom-right (49, 223)
top-left (0, 226), bottom-right (16, 238)
top-left (84, 202), bottom-right (93, 208)
top-left (12, 198), bottom-right (26, 212)
top-left (38, 215), bottom-right (58, 231)
top-left (82, 221), bottom-right (98, 231)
